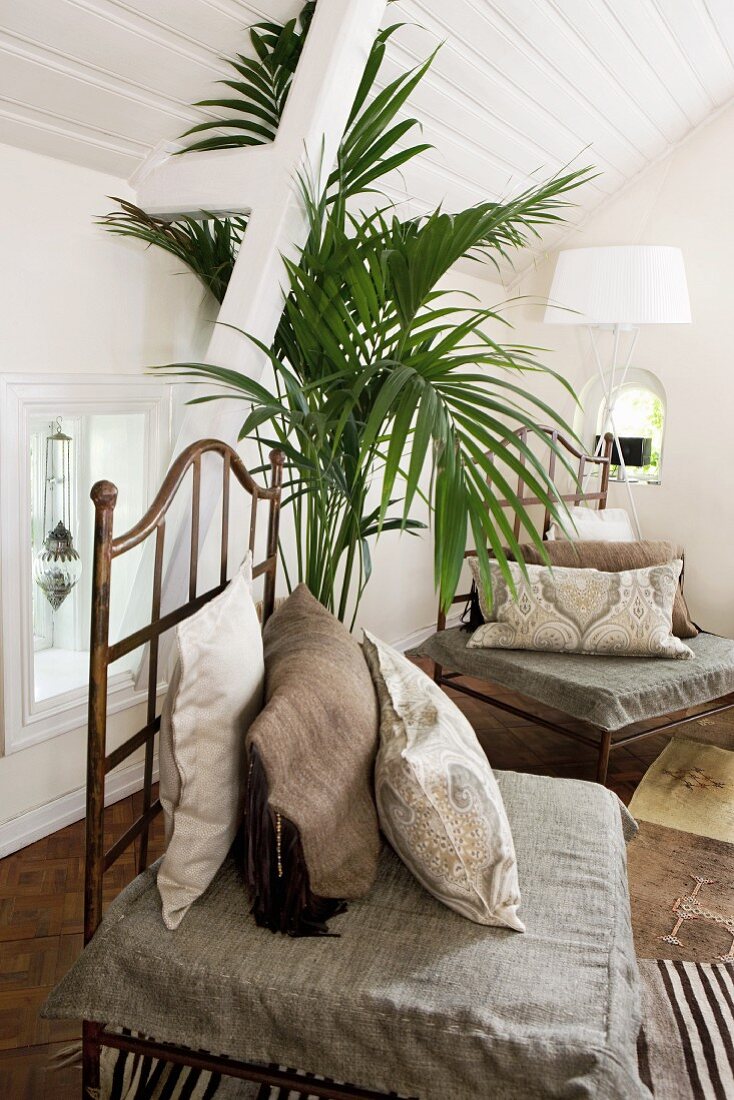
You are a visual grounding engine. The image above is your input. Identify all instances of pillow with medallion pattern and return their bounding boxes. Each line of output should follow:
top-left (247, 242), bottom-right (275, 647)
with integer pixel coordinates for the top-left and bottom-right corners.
top-left (362, 631), bottom-right (524, 931)
top-left (468, 558), bottom-right (693, 660)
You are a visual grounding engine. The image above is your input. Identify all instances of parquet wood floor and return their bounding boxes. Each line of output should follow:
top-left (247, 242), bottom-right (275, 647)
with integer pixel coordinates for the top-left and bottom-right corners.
top-left (1, 667), bottom-right (732, 1098)
top-left (0, 788), bottom-right (166, 1098)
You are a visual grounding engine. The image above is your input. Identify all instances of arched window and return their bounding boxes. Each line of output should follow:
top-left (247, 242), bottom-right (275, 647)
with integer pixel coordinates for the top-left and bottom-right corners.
top-left (576, 368), bottom-right (666, 485)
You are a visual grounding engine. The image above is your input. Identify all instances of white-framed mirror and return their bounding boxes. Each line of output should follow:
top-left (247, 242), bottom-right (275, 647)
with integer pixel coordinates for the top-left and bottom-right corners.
top-left (0, 373), bottom-right (174, 755)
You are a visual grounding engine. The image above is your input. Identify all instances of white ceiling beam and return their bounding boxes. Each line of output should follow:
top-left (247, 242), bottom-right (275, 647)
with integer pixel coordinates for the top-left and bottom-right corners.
top-left (205, 0), bottom-right (389, 376)
top-left (133, 143), bottom-right (277, 218)
top-left (121, 0), bottom-right (388, 654)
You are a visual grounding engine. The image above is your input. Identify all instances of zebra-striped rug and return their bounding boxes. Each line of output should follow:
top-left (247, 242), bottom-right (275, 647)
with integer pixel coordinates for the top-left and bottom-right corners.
top-left (100, 1046), bottom-right (409, 1100)
top-left (638, 959), bottom-right (734, 1099)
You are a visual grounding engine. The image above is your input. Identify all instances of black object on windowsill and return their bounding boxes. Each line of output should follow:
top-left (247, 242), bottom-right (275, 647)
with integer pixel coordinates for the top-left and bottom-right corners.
top-left (595, 435), bottom-right (652, 468)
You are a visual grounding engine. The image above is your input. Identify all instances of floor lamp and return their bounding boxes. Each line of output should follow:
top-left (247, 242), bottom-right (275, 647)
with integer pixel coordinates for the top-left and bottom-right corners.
top-left (544, 245), bottom-right (691, 538)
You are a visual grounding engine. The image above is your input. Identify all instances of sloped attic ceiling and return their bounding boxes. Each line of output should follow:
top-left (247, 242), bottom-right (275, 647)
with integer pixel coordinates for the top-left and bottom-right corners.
top-left (2, 0), bottom-right (734, 281)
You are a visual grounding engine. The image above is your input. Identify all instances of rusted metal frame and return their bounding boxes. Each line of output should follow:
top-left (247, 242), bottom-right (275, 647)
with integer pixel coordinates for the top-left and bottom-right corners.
top-left (189, 458), bottom-right (201, 602)
top-left (253, 557), bottom-right (276, 580)
top-left (83, 479), bottom-right (117, 1099)
top-left (85, 480), bottom-right (117, 946)
top-left (111, 439), bottom-right (279, 558)
top-left (612, 696), bottom-right (734, 748)
top-left (87, 440), bottom-right (284, 914)
top-left (262, 450), bottom-right (284, 624)
top-left (105, 717), bottom-right (160, 775)
top-left (596, 730), bottom-right (612, 785)
top-left (220, 450), bottom-right (231, 586)
top-left (598, 433), bottom-right (613, 510)
top-left (248, 485), bottom-right (259, 556)
top-left (437, 675), bottom-right (600, 749)
top-left (82, 1021), bottom-right (102, 1100)
top-left (512, 426), bottom-right (529, 540)
top-left (139, 521), bottom-right (165, 873)
top-left (542, 428), bottom-right (559, 538)
top-left (97, 1030), bottom-right (404, 1100)
top-left (105, 801), bottom-right (163, 872)
top-left (510, 489), bottom-right (608, 506)
top-left (107, 585), bottom-right (227, 663)
top-left (535, 426), bottom-right (612, 465)
top-left (109, 559), bottom-right (276, 664)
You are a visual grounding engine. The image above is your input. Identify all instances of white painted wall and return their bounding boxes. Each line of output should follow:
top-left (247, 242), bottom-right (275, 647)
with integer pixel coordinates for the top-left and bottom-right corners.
top-left (0, 142), bottom-right (213, 836)
top-left (0, 143), bottom-right (212, 374)
top-left (506, 100), bottom-right (734, 636)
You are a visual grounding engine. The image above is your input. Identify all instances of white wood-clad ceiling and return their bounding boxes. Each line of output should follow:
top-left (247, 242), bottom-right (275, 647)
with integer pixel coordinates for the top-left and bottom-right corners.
top-left (2, 0), bottom-right (734, 278)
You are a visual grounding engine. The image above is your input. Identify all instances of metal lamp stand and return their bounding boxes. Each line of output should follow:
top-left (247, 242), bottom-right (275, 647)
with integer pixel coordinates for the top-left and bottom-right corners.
top-left (586, 323), bottom-right (642, 539)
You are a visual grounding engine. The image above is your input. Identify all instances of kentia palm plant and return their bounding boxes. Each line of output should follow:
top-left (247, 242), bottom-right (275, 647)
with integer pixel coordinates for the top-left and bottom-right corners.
top-left (102, 5), bottom-right (592, 625)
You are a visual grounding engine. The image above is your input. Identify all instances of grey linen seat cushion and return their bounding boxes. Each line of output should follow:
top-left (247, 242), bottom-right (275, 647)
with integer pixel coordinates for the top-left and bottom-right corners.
top-left (416, 627), bottom-right (734, 731)
top-left (43, 771), bottom-right (648, 1100)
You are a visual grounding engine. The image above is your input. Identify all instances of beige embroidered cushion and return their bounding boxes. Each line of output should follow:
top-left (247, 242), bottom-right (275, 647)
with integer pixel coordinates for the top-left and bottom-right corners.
top-left (362, 631), bottom-right (524, 931)
top-left (468, 558), bottom-right (693, 660)
top-left (157, 556), bottom-right (264, 929)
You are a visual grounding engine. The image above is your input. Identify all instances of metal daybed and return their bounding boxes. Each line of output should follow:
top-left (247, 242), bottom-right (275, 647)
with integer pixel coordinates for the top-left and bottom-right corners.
top-left (43, 438), bottom-right (649, 1100)
top-left (419, 427), bottom-right (734, 786)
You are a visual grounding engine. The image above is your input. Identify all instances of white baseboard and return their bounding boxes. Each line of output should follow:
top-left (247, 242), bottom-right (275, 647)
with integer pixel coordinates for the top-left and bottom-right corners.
top-left (0, 758), bottom-right (158, 860)
top-left (391, 611), bottom-right (463, 653)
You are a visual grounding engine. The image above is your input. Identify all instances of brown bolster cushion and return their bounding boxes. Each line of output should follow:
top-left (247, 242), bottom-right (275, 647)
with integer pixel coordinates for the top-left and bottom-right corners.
top-left (244, 584), bottom-right (380, 935)
top-left (516, 540), bottom-right (698, 639)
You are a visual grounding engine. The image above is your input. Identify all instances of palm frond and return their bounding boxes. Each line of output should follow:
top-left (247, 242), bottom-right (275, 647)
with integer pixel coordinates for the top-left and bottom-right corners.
top-left (179, 3), bottom-right (315, 153)
top-left (96, 199), bottom-right (246, 304)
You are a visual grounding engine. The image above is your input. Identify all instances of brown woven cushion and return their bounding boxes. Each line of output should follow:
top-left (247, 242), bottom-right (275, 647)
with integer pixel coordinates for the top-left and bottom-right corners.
top-left (516, 540), bottom-right (698, 639)
top-left (244, 584), bottom-right (380, 935)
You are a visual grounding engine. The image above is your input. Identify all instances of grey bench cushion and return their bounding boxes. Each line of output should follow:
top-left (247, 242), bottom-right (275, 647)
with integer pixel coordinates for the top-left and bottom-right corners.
top-left (415, 628), bottom-right (734, 732)
top-left (43, 771), bottom-right (648, 1100)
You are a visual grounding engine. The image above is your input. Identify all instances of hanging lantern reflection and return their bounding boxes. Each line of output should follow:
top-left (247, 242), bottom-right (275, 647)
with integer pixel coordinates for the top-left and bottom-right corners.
top-left (33, 418), bottom-right (82, 611)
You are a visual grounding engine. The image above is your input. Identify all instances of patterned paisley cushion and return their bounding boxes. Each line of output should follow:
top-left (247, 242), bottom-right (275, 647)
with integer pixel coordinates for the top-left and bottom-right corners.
top-left (468, 558), bottom-right (694, 660)
top-left (362, 631), bottom-right (524, 931)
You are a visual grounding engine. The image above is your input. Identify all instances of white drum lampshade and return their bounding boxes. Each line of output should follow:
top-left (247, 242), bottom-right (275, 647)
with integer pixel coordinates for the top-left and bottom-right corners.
top-left (544, 245), bottom-right (691, 326)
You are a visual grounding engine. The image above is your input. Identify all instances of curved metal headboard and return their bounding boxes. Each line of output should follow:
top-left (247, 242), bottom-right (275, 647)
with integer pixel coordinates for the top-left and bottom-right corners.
top-left (436, 425), bottom-right (614, 625)
top-left (503, 425), bottom-right (614, 541)
top-left (85, 439), bottom-right (284, 947)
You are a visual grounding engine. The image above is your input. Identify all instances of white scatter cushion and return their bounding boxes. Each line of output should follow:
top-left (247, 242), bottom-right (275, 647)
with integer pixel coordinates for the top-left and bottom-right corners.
top-left (157, 555), bottom-right (264, 929)
top-left (468, 558), bottom-right (694, 660)
top-left (547, 506), bottom-right (636, 542)
top-left (362, 631), bottom-right (524, 931)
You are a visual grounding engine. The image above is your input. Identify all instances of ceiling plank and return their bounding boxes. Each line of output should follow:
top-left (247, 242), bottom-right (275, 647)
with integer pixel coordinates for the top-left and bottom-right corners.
top-left (1, 0), bottom-right (733, 282)
top-left (598, 0), bottom-right (715, 120)
top-left (2, 1), bottom-right (230, 107)
top-left (548, 0), bottom-right (696, 139)
top-left (649, 0), bottom-right (734, 105)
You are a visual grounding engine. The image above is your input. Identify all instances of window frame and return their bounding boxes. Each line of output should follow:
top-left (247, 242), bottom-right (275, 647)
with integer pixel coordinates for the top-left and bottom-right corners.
top-left (576, 366), bottom-right (666, 487)
top-left (0, 374), bottom-right (173, 756)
